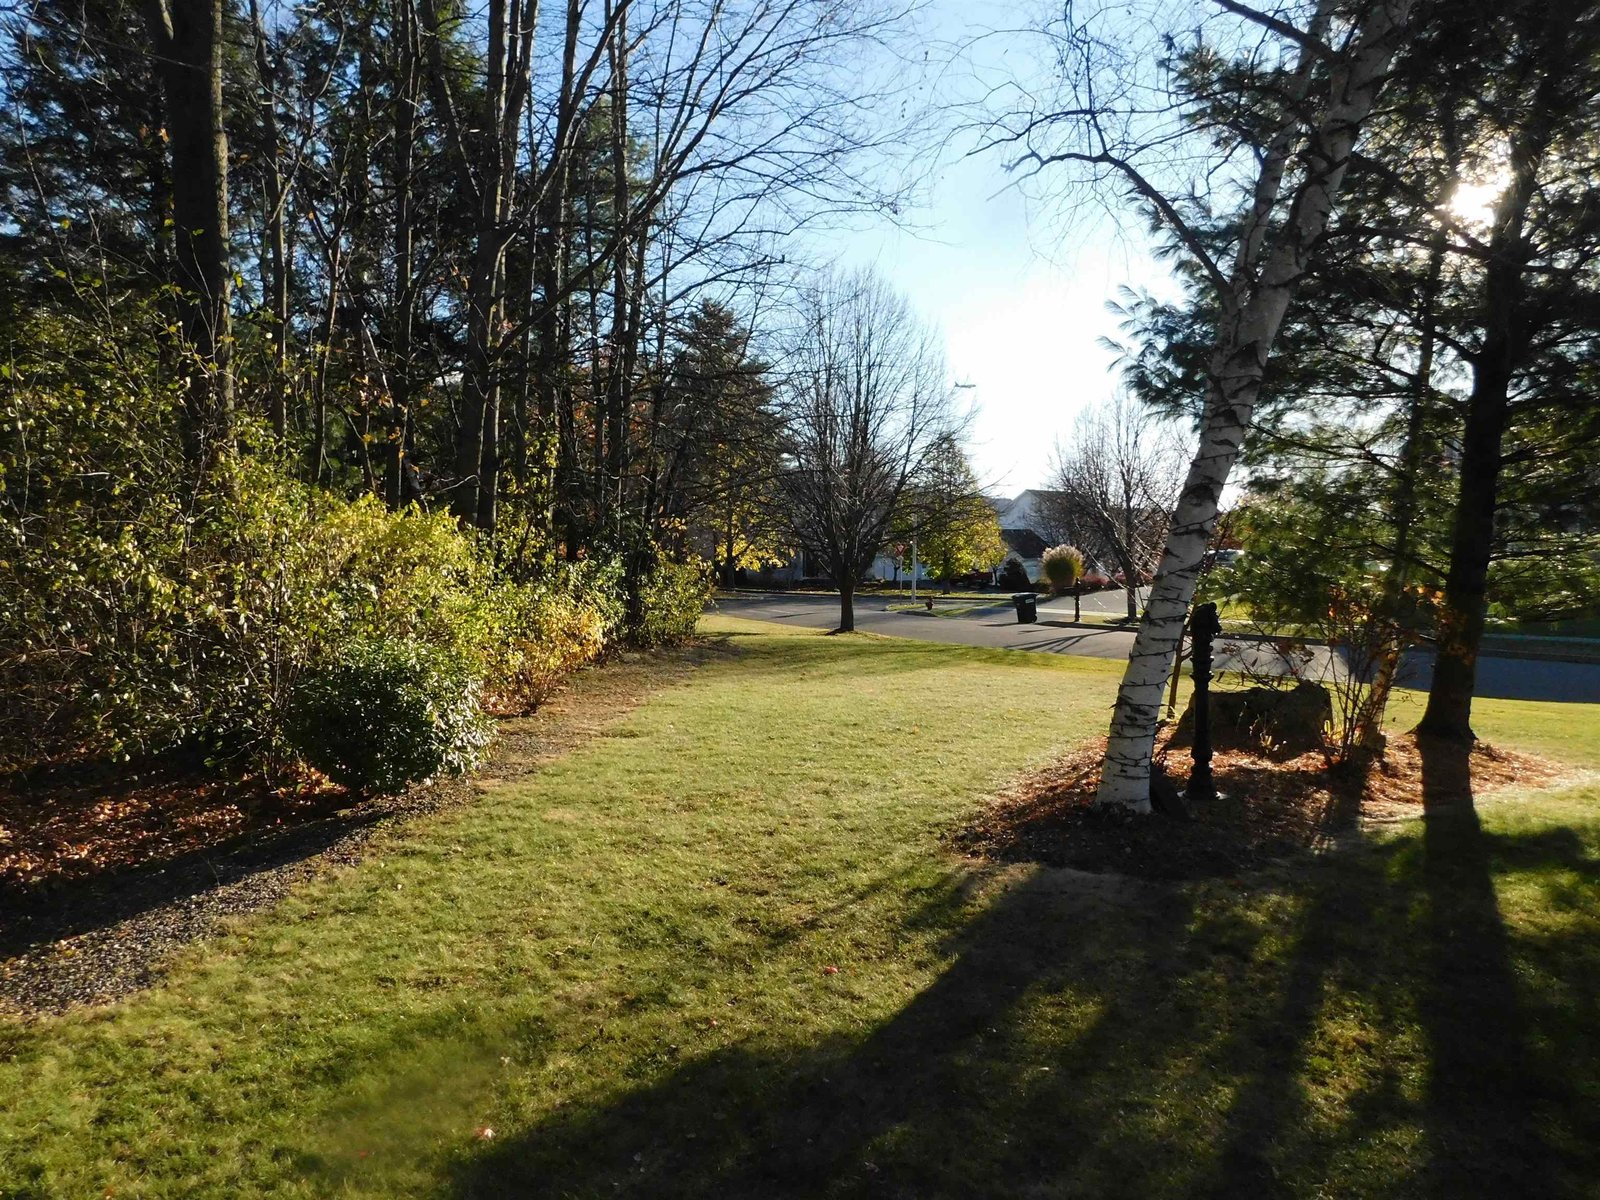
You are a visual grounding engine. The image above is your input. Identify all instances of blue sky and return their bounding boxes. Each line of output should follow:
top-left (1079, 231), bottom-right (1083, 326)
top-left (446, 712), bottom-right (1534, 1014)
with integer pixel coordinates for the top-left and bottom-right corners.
top-left (816, 1), bottom-right (1183, 496)
top-left (831, 155), bottom-right (1178, 495)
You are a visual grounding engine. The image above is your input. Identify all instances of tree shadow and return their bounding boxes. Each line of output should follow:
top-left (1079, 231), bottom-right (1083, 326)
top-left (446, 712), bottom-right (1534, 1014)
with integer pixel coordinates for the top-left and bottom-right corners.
top-left (446, 868), bottom-right (1213, 1199)
top-left (1411, 734), bottom-right (1561, 1197)
top-left (1204, 736), bottom-right (1582, 1197)
top-left (434, 748), bottom-right (1593, 1199)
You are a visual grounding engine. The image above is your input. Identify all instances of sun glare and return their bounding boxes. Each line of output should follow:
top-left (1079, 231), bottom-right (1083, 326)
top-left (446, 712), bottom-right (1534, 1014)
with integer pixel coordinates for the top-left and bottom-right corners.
top-left (1447, 170), bottom-right (1512, 228)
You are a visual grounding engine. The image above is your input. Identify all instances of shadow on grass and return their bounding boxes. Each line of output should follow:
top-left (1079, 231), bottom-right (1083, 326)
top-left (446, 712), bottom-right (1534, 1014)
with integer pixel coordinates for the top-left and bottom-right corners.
top-left (440, 765), bottom-right (1597, 1198)
top-left (1413, 736), bottom-right (1561, 1198)
top-left (449, 867), bottom-right (1205, 1199)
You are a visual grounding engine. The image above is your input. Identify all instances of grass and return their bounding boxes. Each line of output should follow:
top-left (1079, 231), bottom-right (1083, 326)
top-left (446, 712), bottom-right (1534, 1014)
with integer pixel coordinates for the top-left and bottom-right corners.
top-left (2, 616), bottom-right (1598, 1198)
top-left (1487, 616), bottom-right (1600, 640)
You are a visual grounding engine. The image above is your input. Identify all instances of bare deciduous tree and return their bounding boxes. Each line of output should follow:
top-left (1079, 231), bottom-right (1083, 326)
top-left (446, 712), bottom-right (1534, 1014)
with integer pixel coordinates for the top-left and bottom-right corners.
top-left (778, 269), bottom-right (957, 633)
top-left (1047, 395), bottom-right (1182, 621)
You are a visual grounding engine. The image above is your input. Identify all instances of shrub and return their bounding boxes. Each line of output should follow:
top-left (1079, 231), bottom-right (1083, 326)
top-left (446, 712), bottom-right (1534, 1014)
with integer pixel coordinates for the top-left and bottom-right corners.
top-left (1041, 545), bottom-right (1086, 594)
top-left (486, 558), bottom-right (625, 712)
top-left (628, 557), bottom-right (712, 647)
top-left (0, 310), bottom-right (638, 780)
top-left (158, 460), bottom-right (509, 765)
top-left (285, 638), bottom-right (492, 793)
top-left (0, 312), bottom-right (191, 764)
top-left (996, 559), bottom-right (1031, 591)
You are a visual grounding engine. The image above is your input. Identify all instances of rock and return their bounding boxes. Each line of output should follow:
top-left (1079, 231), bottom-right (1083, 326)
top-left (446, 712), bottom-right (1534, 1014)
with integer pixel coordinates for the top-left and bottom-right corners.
top-left (1172, 682), bottom-right (1332, 756)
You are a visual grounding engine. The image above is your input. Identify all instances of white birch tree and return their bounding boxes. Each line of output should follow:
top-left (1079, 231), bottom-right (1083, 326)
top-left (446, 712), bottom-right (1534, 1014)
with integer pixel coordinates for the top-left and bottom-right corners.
top-left (981, 0), bottom-right (1417, 809)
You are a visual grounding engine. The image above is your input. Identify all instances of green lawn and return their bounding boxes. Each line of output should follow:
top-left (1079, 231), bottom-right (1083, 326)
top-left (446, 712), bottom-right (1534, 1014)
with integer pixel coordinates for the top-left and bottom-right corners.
top-left (2, 617), bottom-right (1598, 1198)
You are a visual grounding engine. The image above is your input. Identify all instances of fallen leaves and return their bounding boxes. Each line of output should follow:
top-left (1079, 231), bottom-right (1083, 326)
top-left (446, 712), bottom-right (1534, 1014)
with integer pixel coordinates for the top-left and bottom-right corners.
top-left (952, 731), bottom-right (1568, 882)
top-left (1, 754), bottom-right (347, 892)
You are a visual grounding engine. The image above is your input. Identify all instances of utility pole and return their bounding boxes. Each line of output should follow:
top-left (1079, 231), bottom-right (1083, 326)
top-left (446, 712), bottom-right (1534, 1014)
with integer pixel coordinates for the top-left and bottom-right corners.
top-left (910, 536), bottom-right (918, 603)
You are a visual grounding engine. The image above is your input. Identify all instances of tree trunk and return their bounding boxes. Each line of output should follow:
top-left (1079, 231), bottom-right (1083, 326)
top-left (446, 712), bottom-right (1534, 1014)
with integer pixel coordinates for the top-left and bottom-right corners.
top-left (838, 582), bottom-right (855, 633)
top-left (1096, 0), bottom-right (1415, 810)
top-left (1359, 231), bottom-right (1448, 749)
top-left (533, 1), bottom-right (581, 531)
top-left (248, 0), bottom-right (289, 442)
top-left (603, 1), bottom-right (633, 539)
top-left (1417, 65), bottom-right (1554, 743)
top-left (429, 0), bottom-right (540, 531)
top-left (310, 238), bottom-right (341, 484)
top-left (458, 233), bottom-right (504, 526)
top-left (386, 0), bottom-right (419, 508)
top-left (141, 0), bottom-right (233, 472)
top-left (1416, 361), bottom-right (1514, 742)
top-left (1120, 496), bottom-right (1140, 620)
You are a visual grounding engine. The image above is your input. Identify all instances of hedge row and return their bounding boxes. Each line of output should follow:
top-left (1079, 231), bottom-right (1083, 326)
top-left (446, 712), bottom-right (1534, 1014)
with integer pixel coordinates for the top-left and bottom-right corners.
top-left (1, 327), bottom-right (708, 792)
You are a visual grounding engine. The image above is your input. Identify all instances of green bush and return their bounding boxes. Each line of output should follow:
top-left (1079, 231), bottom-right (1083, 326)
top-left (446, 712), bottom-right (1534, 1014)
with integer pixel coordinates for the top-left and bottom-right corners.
top-left (0, 311), bottom-right (191, 764)
top-left (1, 309), bottom-right (653, 782)
top-left (0, 365), bottom-right (609, 772)
top-left (116, 457), bottom-right (509, 765)
top-left (627, 557), bottom-right (711, 647)
top-left (485, 558), bottom-right (625, 712)
top-left (285, 638), bottom-right (492, 793)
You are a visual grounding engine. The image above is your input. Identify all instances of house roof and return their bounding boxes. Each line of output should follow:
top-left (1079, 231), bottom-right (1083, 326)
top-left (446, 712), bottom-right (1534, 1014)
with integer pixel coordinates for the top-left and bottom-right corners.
top-left (1000, 528), bottom-right (1049, 559)
top-left (995, 489), bottom-right (1067, 530)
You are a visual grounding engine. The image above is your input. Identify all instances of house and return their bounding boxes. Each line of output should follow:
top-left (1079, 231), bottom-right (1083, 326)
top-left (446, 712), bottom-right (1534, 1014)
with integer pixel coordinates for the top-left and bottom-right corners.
top-left (991, 489), bottom-right (1069, 583)
top-left (740, 489), bottom-right (1064, 588)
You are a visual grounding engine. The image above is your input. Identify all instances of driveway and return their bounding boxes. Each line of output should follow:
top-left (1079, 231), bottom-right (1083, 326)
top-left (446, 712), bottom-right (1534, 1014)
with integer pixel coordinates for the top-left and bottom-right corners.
top-left (712, 593), bottom-right (1600, 704)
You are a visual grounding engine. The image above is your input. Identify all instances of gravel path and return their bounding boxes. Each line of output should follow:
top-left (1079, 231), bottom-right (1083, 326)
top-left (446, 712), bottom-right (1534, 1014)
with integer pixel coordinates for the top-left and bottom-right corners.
top-left (0, 646), bottom-right (712, 1018)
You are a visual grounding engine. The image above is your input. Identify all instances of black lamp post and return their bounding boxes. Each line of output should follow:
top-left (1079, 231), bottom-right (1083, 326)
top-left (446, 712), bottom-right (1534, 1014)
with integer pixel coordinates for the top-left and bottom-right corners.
top-left (1188, 601), bottom-right (1222, 802)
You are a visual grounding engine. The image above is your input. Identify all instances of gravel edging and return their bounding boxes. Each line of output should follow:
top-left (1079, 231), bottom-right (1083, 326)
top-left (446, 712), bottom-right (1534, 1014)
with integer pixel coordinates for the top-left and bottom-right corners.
top-left (0, 644), bottom-right (716, 1018)
top-left (0, 776), bottom-right (473, 1016)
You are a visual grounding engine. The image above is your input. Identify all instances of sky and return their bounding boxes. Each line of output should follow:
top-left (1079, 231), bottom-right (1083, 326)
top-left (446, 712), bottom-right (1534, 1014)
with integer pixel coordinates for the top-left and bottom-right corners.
top-left (830, 155), bottom-right (1180, 497)
top-left (810, 1), bottom-right (1185, 498)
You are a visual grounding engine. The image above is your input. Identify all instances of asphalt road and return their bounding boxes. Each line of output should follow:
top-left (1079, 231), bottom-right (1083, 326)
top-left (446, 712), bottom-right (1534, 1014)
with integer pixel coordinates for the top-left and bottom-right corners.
top-left (713, 592), bottom-right (1600, 704)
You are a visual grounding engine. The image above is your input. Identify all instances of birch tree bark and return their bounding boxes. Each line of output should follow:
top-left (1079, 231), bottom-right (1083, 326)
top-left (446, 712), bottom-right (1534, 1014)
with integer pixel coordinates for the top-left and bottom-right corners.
top-left (1096, 0), bottom-right (1417, 809)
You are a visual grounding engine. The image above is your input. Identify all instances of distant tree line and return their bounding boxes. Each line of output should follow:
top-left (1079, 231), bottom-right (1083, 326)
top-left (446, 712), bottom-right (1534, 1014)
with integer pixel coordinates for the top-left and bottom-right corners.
top-left (0, 0), bottom-right (934, 592)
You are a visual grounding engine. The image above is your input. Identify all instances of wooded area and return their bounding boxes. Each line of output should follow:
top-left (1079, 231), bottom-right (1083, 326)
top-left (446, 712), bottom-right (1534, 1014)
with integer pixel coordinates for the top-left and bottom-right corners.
top-left (3, 0), bottom-right (1598, 805)
top-left (0, 0), bottom-right (965, 786)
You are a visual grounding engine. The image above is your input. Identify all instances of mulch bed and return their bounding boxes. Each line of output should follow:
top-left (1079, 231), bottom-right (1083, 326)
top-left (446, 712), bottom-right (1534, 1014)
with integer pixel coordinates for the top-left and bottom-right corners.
top-left (0, 757), bottom-right (347, 896)
top-left (0, 644), bottom-right (719, 1017)
top-left (952, 732), bottom-right (1565, 882)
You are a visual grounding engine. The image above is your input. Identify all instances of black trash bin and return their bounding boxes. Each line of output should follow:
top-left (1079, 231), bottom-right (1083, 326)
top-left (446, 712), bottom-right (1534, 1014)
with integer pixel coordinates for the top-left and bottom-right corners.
top-left (1012, 592), bottom-right (1038, 624)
